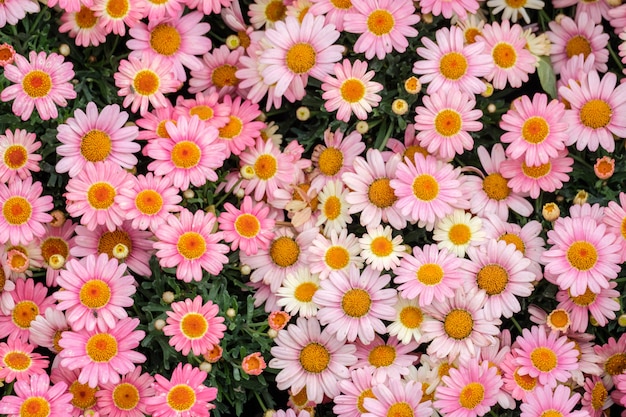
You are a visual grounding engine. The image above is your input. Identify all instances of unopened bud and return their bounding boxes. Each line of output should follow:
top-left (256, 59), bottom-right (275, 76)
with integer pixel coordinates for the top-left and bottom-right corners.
top-left (240, 165), bottom-right (256, 180)
top-left (226, 34), bottom-right (241, 50)
top-left (392, 99), bottom-right (409, 115)
top-left (154, 319), bottom-right (166, 331)
top-left (355, 121), bottom-right (369, 134)
top-left (487, 103), bottom-right (497, 113)
top-left (235, 188), bottom-right (245, 199)
top-left (112, 243), bottom-right (129, 260)
top-left (49, 254), bottom-right (66, 270)
top-left (226, 308), bottom-right (237, 318)
top-left (267, 329), bottom-right (279, 338)
top-left (59, 43), bottom-right (70, 57)
top-left (296, 106), bottom-right (310, 121)
top-left (162, 291), bottom-right (175, 304)
top-left (573, 190), bottom-right (588, 205)
top-left (183, 189), bottom-right (195, 199)
top-left (199, 361), bottom-right (213, 373)
top-left (50, 210), bottom-right (66, 227)
top-left (618, 314), bottom-right (626, 327)
top-left (421, 12), bottom-right (433, 24)
top-left (240, 264), bottom-right (251, 275)
top-left (404, 76), bottom-right (421, 94)
top-left (542, 202), bottom-right (560, 222)
top-left (481, 82), bottom-right (494, 97)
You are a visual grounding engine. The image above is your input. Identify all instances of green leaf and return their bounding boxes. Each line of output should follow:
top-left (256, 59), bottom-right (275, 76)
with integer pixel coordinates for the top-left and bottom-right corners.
top-left (537, 56), bottom-right (557, 99)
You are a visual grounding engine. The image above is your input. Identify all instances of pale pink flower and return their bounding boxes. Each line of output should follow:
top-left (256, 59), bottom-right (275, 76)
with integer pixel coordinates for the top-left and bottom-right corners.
top-left (0, 128), bottom-right (41, 183)
top-left (310, 128), bottom-right (364, 192)
top-left (419, 0), bottom-right (479, 19)
top-left (188, 44), bottom-right (243, 96)
top-left (556, 282), bottom-right (620, 333)
top-left (309, 0), bottom-right (353, 31)
top-left (352, 335), bottom-right (418, 383)
top-left (59, 6), bottom-right (107, 47)
top-left (364, 379), bottom-right (432, 417)
top-left (520, 384), bottom-right (589, 417)
top-left (173, 91), bottom-right (230, 130)
top-left (218, 196), bottom-right (275, 256)
top-left (96, 365), bottom-right (155, 417)
top-left (0, 374), bottom-right (73, 417)
top-left (216, 95), bottom-right (266, 157)
top-left (92, 0), bottom-right (144, 36)
top-left (0, 0), bottom-right (39, 28)
top-left (0, 177), bottom-right (52, 246)
top-left (0, 338), bottom-right (48, 383)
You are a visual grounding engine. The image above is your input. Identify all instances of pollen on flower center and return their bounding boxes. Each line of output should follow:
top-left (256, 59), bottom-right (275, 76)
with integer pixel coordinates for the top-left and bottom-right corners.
top-left (180, 312), bottom-right (208, 339)
top-left (403, 145), bottom-right (429, 162)
top-left (368, 345), bottom-right (396, 367)
top-left (522, 161), bottom-right (551, 178)
top-left (4, 145), bottom-right (28, 169)
top-left (400, 306), bottom-right (423, 328)
top-left (270, 236), bottom-right (300, 267)
top-left (75, 5), bottom-right (97, 28)
top-left (340, 78), bottom-right (366, 103)
top-left (189, 105), bottom-right (214, 121)
top-left (330, 0), bottom-right (352, 8)
top-left (167, 384), bottom-right (196, 412)
top-left (505, 0), bottom-right (527, 7)
top-left (541, 410), bottom-right (563, 417)
top-left (22, 70), bottom-right (52, 98)
top-left (113, 383), bottom-right (140, 411)
top-left (98, 230), bottom-right (133, 259)
top-left (568, 287), bottom-right (597, 306)
top-left (417, 263), bottom-right (444, 286)
top-left (235, 213), bottom-right (261, 238)
top-left (19, 397), bottom-right (51, 417)
top-left (294, 282), bottom-right (317, 302)
top-left (150, 24), bottom-right (181, 56)
top-left (440, 52), bottom-right (468, 80)
top-left (253, 154), bottom-right (278, 180)
top-left (2, 196), bottom-right (32, 225)
top-left (547, 309), bottom-right (570, 329)
top-left (566, 241), bottom-right (597, 271)
top-left (434, 109), bottom-right (462, 137)
top-left (69, 380), bottom-right (98, 410)
top-left (286, 43), bottom-right (317, 75)
top-left (265, 0), bottom-right (287, 22)
top-left (498, 233), bottom-right (525, 253)
top-left (12, 300), bottom-right (39, 329)
top-left (133, 70), bottom-right (160, 96)
top-left (459, 382), bottom-right (485, 410)
top-left (212, 65), bottom-right (239, 88)
top-left (604, 353), bottom-right (626, 376)
top-left (492, 42), bottom-right (517, 69)
top-left (476, 264), bottom-right (509, 295)
top-left (370, 236), bottom-right (393, 257)
top-left (79, 279), bottom-right (112, 309)
top-left (386, 402), bottom-right (413, 417)
top-left (85, 333), bottom-right (118, 362)
top-left (299, 342), bottom-right (330, 373)
top-left (412, 174), bottom-right (439, 202)
top-left (325, 245), bottom-right (350, 270)
top-left (522, 116), bottom-right (550, 144)
top-left (514, 368), bottom-right (537, 391)
top-left (157, 120), bottom-right (175, 139)
top-left (448, 224), bottom-right (471, 245)
top-left (356, 388), bottom-right (375, 414)
top-left (464, 28), bottom-right (482, 44)
top-left (4, 351), bottom-right (31, 370)
top-left (565, 35), bottom-right (592, 59)
top-left (105, 0), bottom-right (129, 18)
top-left (590, 381), bottom-right (608, 410)
top-left (323, 196), bottom-right (341, 220)
top-left (81, 129), bottom-right (112, 162)
top-left (368, 178), bottom-right (397, 208)
top-left (482, 173), bottom-right (510, 201)
top-left (135, 189), bottom-right (163, 215)
top-left (579, 99), bottom-right (612, 129)
top-left (530, 347), bottom-right (557, 372)
top-left (341, 288), bottom-right (371, 318)
top-left (318, 147), bottom-right (344, 176)
top-left (177, 232), bottom-right (207, 260)
top-left (367, 9), bottom-right (394, 36)
top-left (219, 116), bottom-right (244, 139)
top-left (444, 309), bottom-right (473, 340)
top-left (171, 141), bottom-right (201, 169)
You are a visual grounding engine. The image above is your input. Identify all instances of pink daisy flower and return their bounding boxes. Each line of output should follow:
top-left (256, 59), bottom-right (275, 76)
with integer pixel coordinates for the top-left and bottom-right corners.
top-left (50, 366), bottom-right (100, 416)
top-left (188, 44), bottom-right (243, 97)
top-left (313, 265), bottom-right (396, 344)
top-left (421, 288), bottom-right (501, 362)
top-left (499, 93), bottom-right (568, 166)
top-left (145, 363), bottom-right (217, 417)
top-left (185, 0), bottom-right (232, 15)
top-left (114, 55), bottom-right (180, 115)
top-left (92, 0), bottom-right (144, 36)
top-left (559, 69), bottom-right (626, 153)
top-left (0, 373), bottom-right (73, 417)
top-left (364, 379), bottom-right (432, 417)
top-left (542, 215), bottom-right (621, 296)
top-left (463, 240), bottom-right (535, 320)
top-left (54, 253), bottom-right (136, 332)
top-left (413, 25), bottom-right (492, 96)
top-left (37, 220), bottom-right (77, 284)
top-left (477, 20), bottom-right (536, 90)
top-left (56, 102), bottom-right (140, 177)
top-left (145, 115), bottom-right (227, 192)
top-left (163, 295), bottom-right (226, 356)
top-left (153, 209), bottom-right (229, 282)
top-left (59, 6), bottom-right (108, 48)
top-left (136, 103), bottom-right (177, 142)
top-left (58, 317), bottom-right (146, 388)
top-left (500, 351), bottom-right (540, 402)
top-left (64, 161), bottom-right (135, 232)
top-left (581, 376), bottom-right (612, 417)
top-left (520, 384), bottom-right (589, 417)
top-left (127, 11), bottom-right (211, 82)
top-left (173, 91), bottom-right (230, 130)
top-left (0, 338), bottom-right (48, 383)
top-left (389, 153), bottom-right (466, 229)
top-left (269, 316), bottom-right (357, 404)
top-left (547, 12), bottom-right (609, 75)
top-left (0, 263), bottom-right (15, 315)
top-left (0, 0), bottom-right (39, 28)
top-left (140, 0), bottom-right (183, 21)
top-left (0, 43), bottom-right (16, 67)
top-left (555, 0), bottom-right (612, 24)
top-left (96, 365), bottom-right (155, 417)
top-left (0, 128), bottom-right (41, 183)
top-left (321, 59), bottom-right (383, 123)
top-left (419, 0), bottom-right (479, 19)
top-left (0, 177), bottom-right (52, 246)
top-left (604, 192), bottom-right (626, 261)
top-left (0, 278), bottom-right (54, 342)
top-left (413, 88), bottom-right (483, 160)
top-left (512, 325), bottom-right (579, 388)
top-left (556, 282), bottom-right (620, 333)
top-left (435, 359), bottom-right (503, 417)
top-left (310, 128), bottom-right (364, 192)
top-left (1, 51), bottom-right (76, 121)
top-left (393, 243), bottom-right (467, 307)
top-left (308, 229), bottom-right (363, 280)
top-left (344, 0), bottom-right (419, 60)
top-left (216, 95), bottom-right (266, 157)
top-left (595, 333), bottom-right (626, 389)
top-left (352, 335), bottom-right (418, 383)
top-left (260, 13), bottom-right (343, 99)
top-left (218, 196), bottom-right (276, 256)
top-left (28, 307), bottom-right (70, 355)
top-left (334, 368), bottom-right (375, 417)
top-left (309, 0), bottom-right (353, 31)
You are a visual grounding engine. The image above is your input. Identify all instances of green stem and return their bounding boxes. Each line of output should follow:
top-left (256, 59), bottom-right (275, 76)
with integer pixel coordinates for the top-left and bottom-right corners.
top-left (609, 43), bottom-right (624, 72)
top-left (254, 391), bottom-right (267, 412)
top-left (511, 316), bottom-right (523, 334)
top-left (569, 151), bottom-right (593, 171)
top-left (615, 277), bottom-right (626, 283)
top-left (214, 178), bottom-right (243, 207)
top-left (376, 121), bottom-right (395, 151)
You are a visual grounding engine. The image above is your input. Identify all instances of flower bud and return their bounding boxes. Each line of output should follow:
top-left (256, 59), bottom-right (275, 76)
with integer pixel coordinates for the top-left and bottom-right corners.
top-left (542, 202), bottom-right (560, 222)
top-left (162, 291), bottom-right (175, 304)
top-left (59, 43), bottom-right (71, 57)
top-left (183, 189), bottom-right (195, 199)
top-left (240, 165), bottom-right (256, 180)
top-left (226, 34), bottom-right (241, 50)
top-left (573, 190), bottom-right (588, 205)
top-left (267, 328), bottom-right (279, 339)
top-left (226, 308), bottom-right (237, 318)
top-left (481, 82), bottom-right (494, 98)
top-left (112, 243), bottom-right (129, 260)
top-left (355, 121), bottom-right (369, 134)
top-left (404, 76), bottom-right (421, 94)
top-left (487, 103), bottom-right (497, 113)
top-left (296, 106), bottom-right (310, 121)
top-left (199, 361), bottom-right (213, 373)
top-left (49, 254), bottom-right (66, 270)
top-left (235, 189), bottom-right (245, 198)
top-left (50, 210), bottom-right (66, 227)
top-left (154, 319), bottom-right (166, 331)
top-left (240, 264), bottom-right (251, 275)
top-left (618, 314), bottom-right (626, 327)
top-left (392, 99), bottom-right (409, 115)
top-left (594, 156), bottom-right (615, 180)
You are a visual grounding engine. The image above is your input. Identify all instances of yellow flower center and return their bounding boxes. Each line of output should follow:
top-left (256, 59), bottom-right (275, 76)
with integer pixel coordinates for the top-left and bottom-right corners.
top-left (265, 0), bottom-right (286, 22)
top-left (294, 282), bottom-right (318, 302)
top-left (3, 196), bottom-right (32, 225)
top-left (0, 46), bottom-right (12, 62)
top-left (439, 52), bottom-right (468, 80)
top-left (75, 5), bottom-right (97, 28)
top-left (318, 147), bottom-right (344, 176)
top-left (22, 70), bottom-right (52, 98)
top-left (88, 182), bottom-right (116, 210)
top-left (0, 268), bottom-right (4, 291)
top-left (79, 279), bottom-right (112, 309)
top-left (81, 129), bottom-right (112, 163)
top-left (286, 43), bottom-right (316, 75)
top-left (596, 159), bottom-right (614, 176)
top-left (465, 28), bottom-right (482, 44)
top-left (579, 99), bottom-right (612, 129)
top-left (113, 382), bottom-right (140, 411)
top-left (605, 353), bottom-right (626, 376)
top-left (421, 383), bottom-right (434, 403)
top-left (566, 241), bottom-right (597, 271)
top-left (568, 287), bottom-right (597, 306)
top-left (167, 384), bottom-right (196, 412)
top-left (270, 236), bottom-right (299, 267)
top-left (342, 288), bottom-right (371, 318)
top-left (156, 120), bottom-right (175, 139)
top-left (505, 0), bottom-right (527, 6)
top-left (513, 367), bottom-right (537, 391)
top-left (530, 347), bottom-right (557, 372)
top-left (438, 362), bottom-right (453, 379)
top-left (412, 174), bottom-right (439, 201)
top-left (448, 223), bottom-right (471, 245)
top-left (492, 42), bottom-right (517, 69)
top-left (135, 189), bottom-right (163, 215)
top-left (386, 402), bottom-right (413, 417)
top-left (235, 213), bottom-right (261, 238)
top-left (325, 245), bottom-right (350, 270)
top-left (98, 230), bottom-right (133, 259)
top-left (253, 154), bottom-right (278, 180)
top-left (189, 105), bottom-right (214, 121)
top-left (522, 161), bottom-right (551, 178)
top-left (403, 145), bottom-right (429, 162)
top-left (368, 345), bottom-right (396, 367)
top-left (476, 264), bottom-right (509, 295)
top-left (323, 195), bottom-right (341, 220)
top-left (367, 9), bottom-right (394, 36)
top-left (4, 145), bottom-right (28, 169)
top-left (218, 116), bottom-right (244, 140)
top-left (356, 388), bottom-right (375, 414)
top-left (69, 380), bottom-right (98, 410)
top-left (399, 306), bottom-right (423, 328)
top-left (212, 64), bottom-right (239, 88)
top-left (180, 312), bottom-right (208, 339)
top-left (150, 24), bottom-right (181, 56)
top-left (565, 35), bottom-right (591, 59)
top-left (547, 309), bottom-right (570, 329)
top-left (370, 236), bottom-right (393, 257)
top-left (482, 173), bottom-right (510, 201)
top-left (4, 351), bottom-right (31, 371)
top-left (9, 250), bottom-right (28, 271)
top-left (521, 116), bottom-right (550, 144)
top-left (299, 342), bottom-right (330, 373)
top-left (459, 382), bottom-right (485, 410)
top-left (12, 300), bottom-right (39, 329)
top-left (133, 70), bottom-right (160, 96)
top-left (434, 109), bottom-right (462, 137)
top-left (85, 333), bottom-right (118, 362)
top-left (340, 78), bottom-right (366, 103)
top-left (417, 263), bottom-right (444, 286)
top-left (498, 233), bottom-right (525, 253)
top-left (591, 381), bottom-right (608, 410)
top-left (368, 178), bottom-right (397, 208)
top-left (19, 397), bottom-right (51, 417)
top-left (443, 309), bottom-right (473, 340)
top-left (330, 0), bottom-right (351, 8)
top-left (171, 141), bottom-right (201, 169)
top-left (105, 0), bottom-right (129, 18)
top-left (541, 411), bottom-right (563, 417)
top-left (177, 232), bottom-right (206, 260)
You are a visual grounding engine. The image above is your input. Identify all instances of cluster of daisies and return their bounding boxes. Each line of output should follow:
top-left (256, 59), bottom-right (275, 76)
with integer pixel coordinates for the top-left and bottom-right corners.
top-left (1, 0), bottom-right (626, 416)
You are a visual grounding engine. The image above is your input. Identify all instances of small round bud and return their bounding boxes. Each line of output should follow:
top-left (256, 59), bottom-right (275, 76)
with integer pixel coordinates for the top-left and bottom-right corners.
top-left (226, 34), bottom-right (241, 50)
top-left (125, 166), bottom-right (137, 175)
top-left (589, 316), bottom-right (599, 326)
top-left (542, 202), bottom-right (560, 222)
top-left (355, 121), bottom-right (369, 134)
top-left (183, 189), bottom-right (195, 199)
top-left (49, 254), bottom-right (66, 270)
top-left (404, 76), bottom-right (421, 94)
top-left (404, 244), bottom-right (413, 254)
top-left (618, 314), bottom-right (626, 327)
top-left (154, 319), bottom-right (166, 331)
top-left (487, 103), bottom-right (497, 113)
top-left (240, 264), bottom-right (251, 275)
top-left (264, 410), bottom-right (276, 417)
top-left (391, 98), bottom-right (409, 115)
top-left (50, 210), bottom-right (66, 227)
top-left (554, 13), bottom-right (567, 24)
top-left (199, 361), bottom-right (213, 373)
top-left (296, 106), bottom-right (310, 121)
top-left (88, 55), bottom-right (97, 63)
top-left (607, 0), bottom-right (622, 6)
top-left (421, 12), bottom-right (433, 24)
top-left (256, 112), bottom-right (267, 122)
top-left (162, 291), bottom-right (175, 304)
top-left (59, 43), bottom-right (70, 57)
top-left (240, 165), bottom-right (256, 180)
top-left (235, 188), bottom-right (245, 198)
top-left (573, 190), bottom-right (588, 205)
top-left (226, 308), bottom-right (237, 318)
top-left (267, 329), bottom-right (279, 339)
top-left (112, 243), bottom-right (129, 260)
top-left (481, 82), bottom-right (494, 98)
